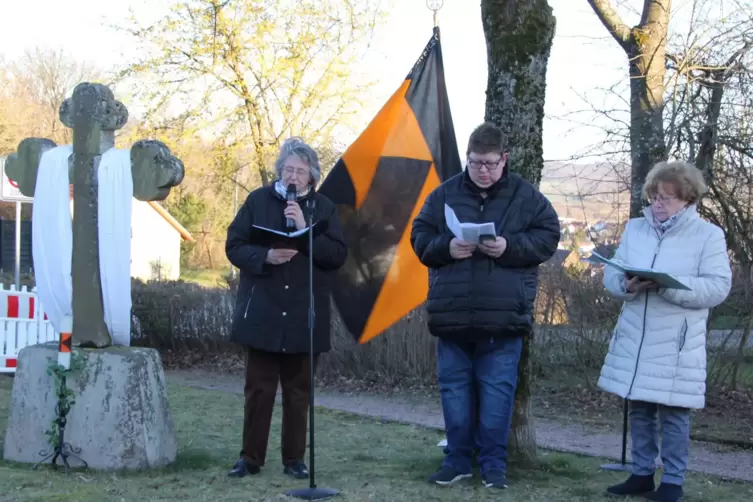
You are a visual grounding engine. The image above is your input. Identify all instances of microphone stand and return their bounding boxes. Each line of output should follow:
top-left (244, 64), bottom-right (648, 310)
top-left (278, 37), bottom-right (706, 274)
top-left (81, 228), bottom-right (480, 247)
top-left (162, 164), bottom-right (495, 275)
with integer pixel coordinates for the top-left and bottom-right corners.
top-left (600, 398), bottom-right (632, 472)
top-left (285, 198), bottom-right (339, 501)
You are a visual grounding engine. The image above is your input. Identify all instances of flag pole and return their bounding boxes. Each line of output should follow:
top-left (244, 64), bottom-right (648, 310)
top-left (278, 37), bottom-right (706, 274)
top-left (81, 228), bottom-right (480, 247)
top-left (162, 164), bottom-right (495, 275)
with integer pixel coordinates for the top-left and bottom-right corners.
top-left (427, 0), bottom-right (443, 28)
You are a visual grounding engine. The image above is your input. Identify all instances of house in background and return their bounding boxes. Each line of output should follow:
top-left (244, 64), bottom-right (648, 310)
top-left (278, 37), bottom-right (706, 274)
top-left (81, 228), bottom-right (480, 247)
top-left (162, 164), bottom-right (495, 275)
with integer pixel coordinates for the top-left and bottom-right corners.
top-left (0, 198), bottom-right (193, 283)
top-left (131, 201), bottom-right (194, 281)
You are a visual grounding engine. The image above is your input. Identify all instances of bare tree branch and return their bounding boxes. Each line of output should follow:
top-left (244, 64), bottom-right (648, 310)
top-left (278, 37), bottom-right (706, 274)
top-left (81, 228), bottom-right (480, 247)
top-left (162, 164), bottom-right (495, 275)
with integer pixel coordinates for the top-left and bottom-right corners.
top-left (586, 0), bottom-right (633, 51)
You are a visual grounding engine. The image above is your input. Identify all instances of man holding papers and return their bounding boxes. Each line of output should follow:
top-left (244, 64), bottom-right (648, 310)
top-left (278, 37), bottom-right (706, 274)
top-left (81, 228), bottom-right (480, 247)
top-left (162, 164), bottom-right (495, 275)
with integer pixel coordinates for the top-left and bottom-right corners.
top-left (598, 161), bottom-right (731, 502)
top-left (225, 137), bottom-right (347, 481)
top-left (410, 123), bottom-right (560, 489)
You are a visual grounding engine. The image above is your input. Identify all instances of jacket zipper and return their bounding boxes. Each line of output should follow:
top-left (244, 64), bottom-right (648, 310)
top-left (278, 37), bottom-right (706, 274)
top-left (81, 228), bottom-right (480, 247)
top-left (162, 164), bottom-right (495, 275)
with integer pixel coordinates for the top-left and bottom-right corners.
top-left (243, 285), bottom-right (256, 318)
top-left (470, 200), bottom-right (485, 326)
top-left (626, 238), bottom-right (662, 398)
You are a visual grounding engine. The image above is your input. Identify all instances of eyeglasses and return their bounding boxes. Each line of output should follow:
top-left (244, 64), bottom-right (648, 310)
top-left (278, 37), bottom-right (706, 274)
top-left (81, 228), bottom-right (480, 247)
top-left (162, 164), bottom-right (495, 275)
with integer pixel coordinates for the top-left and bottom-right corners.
top-left (467, 157), bottom-right (504, 172)
top-left (649, 193), bottom-right (678, 204)
top-left (282, 165), bottom-right (310, 178)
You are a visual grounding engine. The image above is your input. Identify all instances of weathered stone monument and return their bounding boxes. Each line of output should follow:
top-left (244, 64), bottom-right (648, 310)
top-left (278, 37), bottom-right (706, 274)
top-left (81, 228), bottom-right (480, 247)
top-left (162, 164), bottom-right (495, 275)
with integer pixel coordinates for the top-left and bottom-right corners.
top-left (5, 83), bottom-right (184, 348)
top-left (2, 83), bottom-right (183, 470)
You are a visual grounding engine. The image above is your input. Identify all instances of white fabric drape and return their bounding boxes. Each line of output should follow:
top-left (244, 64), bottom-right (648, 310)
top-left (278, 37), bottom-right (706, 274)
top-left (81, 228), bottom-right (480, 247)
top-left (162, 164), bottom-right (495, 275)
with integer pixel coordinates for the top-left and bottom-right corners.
top-left (97, 148), bottom-right (133, 346)
top-left (31, 145), bottom-right (74, 336)
top-left (31, 146), bottom-right (134, 347)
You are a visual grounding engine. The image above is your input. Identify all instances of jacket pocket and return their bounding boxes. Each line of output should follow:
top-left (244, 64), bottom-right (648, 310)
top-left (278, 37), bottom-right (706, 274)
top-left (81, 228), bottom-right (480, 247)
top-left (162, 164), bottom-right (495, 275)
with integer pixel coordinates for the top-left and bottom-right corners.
top-left (243, 285), bottom-right (256, 319)
top-left (677, 318), bottom-right (688, 352)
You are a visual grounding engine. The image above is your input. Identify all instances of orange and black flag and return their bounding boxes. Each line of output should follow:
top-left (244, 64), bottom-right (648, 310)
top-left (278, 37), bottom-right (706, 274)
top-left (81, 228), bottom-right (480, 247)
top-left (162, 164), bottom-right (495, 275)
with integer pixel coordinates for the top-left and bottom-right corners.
top-left (319, 27), bottom-right (462, 344)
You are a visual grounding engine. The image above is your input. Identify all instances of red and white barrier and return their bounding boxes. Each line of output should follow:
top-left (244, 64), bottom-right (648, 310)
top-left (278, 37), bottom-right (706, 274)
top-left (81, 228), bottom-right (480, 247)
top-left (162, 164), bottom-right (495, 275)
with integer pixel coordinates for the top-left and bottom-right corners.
top-left (0, 285), bottom-right (59, 374)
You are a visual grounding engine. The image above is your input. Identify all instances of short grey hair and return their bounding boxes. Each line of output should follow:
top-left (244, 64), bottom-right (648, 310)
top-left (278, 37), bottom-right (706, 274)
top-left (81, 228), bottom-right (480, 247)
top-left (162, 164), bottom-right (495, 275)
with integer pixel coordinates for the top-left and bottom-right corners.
top-left (274, 136), bottom-right (322, 187)
top-left (642, 160), bottom-right (708, 204)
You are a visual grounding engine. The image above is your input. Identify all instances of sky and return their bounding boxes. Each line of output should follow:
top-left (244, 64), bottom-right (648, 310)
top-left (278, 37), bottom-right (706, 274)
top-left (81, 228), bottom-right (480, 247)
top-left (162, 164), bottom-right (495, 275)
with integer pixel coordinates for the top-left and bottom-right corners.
top-left (0, 0), bottom-right (699, 163)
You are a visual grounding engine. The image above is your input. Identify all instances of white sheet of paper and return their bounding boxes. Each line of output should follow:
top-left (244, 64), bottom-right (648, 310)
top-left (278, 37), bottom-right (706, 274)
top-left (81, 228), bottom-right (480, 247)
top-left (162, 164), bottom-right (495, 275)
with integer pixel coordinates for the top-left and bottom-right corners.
top-left (444, 203), bottom-right (496, 244)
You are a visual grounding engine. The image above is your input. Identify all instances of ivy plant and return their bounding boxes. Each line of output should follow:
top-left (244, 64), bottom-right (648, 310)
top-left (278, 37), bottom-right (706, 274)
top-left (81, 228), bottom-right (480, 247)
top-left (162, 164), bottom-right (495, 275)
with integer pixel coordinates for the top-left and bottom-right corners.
top-left (44, 351), bottom-right (85, 448)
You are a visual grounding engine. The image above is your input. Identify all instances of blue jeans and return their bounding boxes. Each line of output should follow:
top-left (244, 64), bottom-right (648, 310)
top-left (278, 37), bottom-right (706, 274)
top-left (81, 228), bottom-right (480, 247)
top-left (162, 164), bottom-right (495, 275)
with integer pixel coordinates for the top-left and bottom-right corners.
top-left (629, 400), bottom-right (691, 485)
top-left (437, 336), bottom-right (523, 475)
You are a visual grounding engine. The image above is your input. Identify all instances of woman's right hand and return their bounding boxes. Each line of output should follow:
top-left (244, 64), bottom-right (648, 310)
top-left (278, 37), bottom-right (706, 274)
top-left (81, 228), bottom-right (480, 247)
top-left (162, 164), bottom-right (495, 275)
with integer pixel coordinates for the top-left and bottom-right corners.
top-left (625, 274), bottom-right (658, 293)
top-left (266, 248), bottom-right (298, 265)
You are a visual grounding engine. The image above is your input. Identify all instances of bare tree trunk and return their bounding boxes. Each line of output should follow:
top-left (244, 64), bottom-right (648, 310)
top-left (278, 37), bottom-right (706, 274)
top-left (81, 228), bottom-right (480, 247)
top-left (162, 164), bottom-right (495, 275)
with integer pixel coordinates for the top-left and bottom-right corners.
top-left (586, 0), bottom-right (670, 217)
top-left (481, 0), bottom-right (556, 467)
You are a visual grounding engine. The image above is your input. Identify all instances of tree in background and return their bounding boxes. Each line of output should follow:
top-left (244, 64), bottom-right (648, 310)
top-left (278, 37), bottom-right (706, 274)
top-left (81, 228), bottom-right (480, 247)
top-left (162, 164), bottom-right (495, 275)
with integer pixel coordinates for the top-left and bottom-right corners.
top-left (163, 188), bottom-right (208, 267)
top-left (481, 0), bottom-right (557, 466)
top-left (660, 0), bottom-right (753, 268)
top-left (118, 114), bottom-right (239, 269)
top-left (662, 0), bottom-right (753, 388)
top-left (586, 0), bottom-right (671, 218)
top-left (118, 0), bottom-right (383, 186)
top-left (567, 0), bottom-right (752, 265)
top-left (573, 0), bottom-right (753, 396)
top-left (0, 49), bottom-right (102, 220)
top-left (0, 48), bottom-right (101, 153)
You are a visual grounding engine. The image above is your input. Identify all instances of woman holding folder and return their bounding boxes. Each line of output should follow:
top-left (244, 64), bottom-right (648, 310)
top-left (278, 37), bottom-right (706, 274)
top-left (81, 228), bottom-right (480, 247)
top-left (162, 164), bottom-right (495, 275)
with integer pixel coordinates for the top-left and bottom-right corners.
top-left (224, 137), bottom-right (347, 480)
top-left (598, 161), bottom-right (731, 502)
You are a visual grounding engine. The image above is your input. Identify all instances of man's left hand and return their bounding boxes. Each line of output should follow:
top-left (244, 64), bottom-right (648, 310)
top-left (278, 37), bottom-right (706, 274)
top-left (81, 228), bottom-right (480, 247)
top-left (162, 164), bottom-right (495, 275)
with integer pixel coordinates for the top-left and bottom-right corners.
top-left (479, 236), bottom-right (507, 258)
top-left (284, 201), bottom-right (307, 230)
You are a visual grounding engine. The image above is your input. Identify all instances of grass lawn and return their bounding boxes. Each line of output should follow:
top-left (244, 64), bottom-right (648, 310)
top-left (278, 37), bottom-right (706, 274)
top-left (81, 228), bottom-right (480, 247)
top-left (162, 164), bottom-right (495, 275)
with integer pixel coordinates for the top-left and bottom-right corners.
top-left (1, 378), bottom-right (751, 501)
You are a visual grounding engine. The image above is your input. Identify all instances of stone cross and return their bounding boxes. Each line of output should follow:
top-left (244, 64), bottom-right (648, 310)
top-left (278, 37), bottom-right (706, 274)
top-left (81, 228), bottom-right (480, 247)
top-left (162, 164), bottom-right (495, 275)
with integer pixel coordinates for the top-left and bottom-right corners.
top-left (5, 82), bottom-right (184, 348)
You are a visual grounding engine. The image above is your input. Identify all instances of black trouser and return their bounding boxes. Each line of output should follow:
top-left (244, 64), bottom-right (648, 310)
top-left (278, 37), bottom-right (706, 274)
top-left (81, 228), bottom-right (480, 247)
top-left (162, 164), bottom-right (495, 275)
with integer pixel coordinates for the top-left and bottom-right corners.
top-left (240, 348), bottom-right (319, 467)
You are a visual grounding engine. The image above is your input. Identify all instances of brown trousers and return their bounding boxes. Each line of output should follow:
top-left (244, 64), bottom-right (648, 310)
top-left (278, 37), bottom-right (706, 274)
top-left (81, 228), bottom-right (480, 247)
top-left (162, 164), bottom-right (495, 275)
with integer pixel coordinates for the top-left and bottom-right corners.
top-left (241, 348), bottom-right (319, 467)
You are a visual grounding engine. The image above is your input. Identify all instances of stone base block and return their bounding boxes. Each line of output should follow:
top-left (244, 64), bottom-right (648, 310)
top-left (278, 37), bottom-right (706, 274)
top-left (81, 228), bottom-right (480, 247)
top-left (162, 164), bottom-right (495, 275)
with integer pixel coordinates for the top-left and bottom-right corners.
top-left (3, 343), bottom-right (177, 470)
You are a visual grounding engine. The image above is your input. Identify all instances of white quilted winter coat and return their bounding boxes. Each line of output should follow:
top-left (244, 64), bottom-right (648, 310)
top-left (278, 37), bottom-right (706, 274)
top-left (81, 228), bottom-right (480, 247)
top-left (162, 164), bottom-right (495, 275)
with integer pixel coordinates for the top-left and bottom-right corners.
top-left (598, 205), bottom-right (732, 409)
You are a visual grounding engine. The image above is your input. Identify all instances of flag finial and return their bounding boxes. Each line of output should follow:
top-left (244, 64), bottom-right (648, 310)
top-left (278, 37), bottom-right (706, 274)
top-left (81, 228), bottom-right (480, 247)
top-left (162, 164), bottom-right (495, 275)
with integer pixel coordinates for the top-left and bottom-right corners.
top-left (426, 0), bottom-right (443, 28)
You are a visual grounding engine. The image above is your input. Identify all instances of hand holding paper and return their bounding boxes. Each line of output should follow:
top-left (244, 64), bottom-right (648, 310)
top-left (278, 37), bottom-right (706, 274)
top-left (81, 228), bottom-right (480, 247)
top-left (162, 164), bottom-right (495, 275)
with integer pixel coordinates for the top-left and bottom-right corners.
top-left (449, 238), bottom-right (476, 259)
top-left (266, 248), bottom-right (298, 265)
top-left (589, 251), bottom-right (691, 291)
top-left (444, 203), bottom-right (497, 244)
top-left (479, 236), bottom-right (507, 258)
top-left (625, 275), bottom-right (658, 293)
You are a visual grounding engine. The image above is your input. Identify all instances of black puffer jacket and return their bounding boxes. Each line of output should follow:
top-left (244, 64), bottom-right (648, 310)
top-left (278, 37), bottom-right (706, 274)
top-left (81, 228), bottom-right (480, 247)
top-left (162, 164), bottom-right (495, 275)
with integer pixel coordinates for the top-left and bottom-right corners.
top-left (410, 170), bottom-right (560, 341)
top-left (225, 185), bottom-right (347, 354)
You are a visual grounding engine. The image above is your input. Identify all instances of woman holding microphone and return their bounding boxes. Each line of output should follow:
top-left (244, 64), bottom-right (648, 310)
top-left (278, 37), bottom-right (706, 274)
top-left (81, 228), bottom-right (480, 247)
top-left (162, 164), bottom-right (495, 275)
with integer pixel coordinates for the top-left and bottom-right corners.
top-left (224, 137), bottom-right (347, 480)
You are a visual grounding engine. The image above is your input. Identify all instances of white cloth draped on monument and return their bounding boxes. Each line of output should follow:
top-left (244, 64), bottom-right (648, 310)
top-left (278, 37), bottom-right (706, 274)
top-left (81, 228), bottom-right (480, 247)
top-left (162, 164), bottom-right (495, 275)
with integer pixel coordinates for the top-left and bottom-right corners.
top-left (97, 148), bottom-right (133, 346)
top-left (30, 146), bottom-right (133, 346)
top-left (31, 145), bottom-right (74, 336)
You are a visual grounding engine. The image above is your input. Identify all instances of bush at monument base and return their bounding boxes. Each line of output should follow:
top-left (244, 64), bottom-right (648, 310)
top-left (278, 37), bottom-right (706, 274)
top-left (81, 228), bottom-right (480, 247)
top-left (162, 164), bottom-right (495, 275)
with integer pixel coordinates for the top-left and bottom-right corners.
top-left (2, 343), bottom-right (177, 470)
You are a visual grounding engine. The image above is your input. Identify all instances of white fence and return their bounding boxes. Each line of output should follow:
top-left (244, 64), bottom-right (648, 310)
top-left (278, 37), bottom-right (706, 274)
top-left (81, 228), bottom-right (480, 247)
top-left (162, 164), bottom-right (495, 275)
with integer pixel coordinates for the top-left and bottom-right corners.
top-left (0, 285), bottom-right (59, 374)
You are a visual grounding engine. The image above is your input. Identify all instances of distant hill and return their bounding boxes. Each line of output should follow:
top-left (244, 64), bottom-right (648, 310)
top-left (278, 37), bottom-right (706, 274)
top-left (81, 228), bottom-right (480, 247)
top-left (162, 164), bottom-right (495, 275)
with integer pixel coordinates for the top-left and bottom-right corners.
top-left (539, 161), bottom-right (631, 223)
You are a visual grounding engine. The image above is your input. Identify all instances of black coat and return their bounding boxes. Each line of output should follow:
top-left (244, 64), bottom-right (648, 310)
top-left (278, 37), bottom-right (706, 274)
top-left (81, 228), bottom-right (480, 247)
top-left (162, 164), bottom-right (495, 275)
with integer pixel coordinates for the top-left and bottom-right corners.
top-left (225, 185), bottom-right (347, 354)
top-left (410, 170), bottom-right (560, 341)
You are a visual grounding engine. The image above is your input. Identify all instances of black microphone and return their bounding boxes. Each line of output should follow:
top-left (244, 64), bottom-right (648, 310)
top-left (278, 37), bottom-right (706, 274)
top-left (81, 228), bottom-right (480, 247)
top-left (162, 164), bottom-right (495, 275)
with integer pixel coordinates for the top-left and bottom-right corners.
top-left (286, 183), bottom-right (297, 230)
